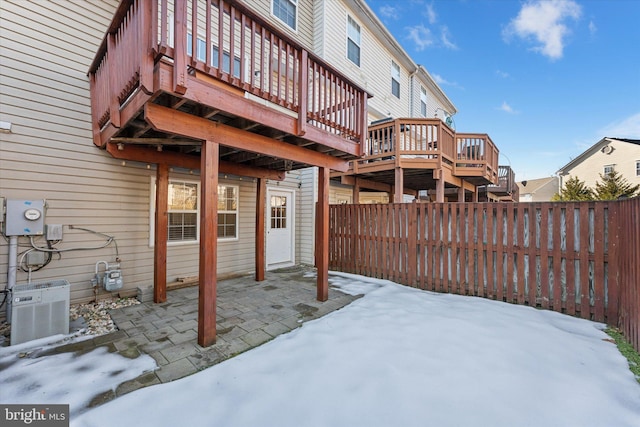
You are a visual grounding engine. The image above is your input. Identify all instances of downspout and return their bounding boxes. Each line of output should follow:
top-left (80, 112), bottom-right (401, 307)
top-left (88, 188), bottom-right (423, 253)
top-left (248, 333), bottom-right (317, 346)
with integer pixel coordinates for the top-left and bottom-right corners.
top-left (408, 67), bottom-right (419, 117)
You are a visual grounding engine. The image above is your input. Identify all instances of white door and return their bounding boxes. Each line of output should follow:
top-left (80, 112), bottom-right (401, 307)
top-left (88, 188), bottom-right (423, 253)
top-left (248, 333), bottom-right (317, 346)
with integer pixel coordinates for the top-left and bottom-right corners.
top-left (266, 188), bottom-right (295, 269)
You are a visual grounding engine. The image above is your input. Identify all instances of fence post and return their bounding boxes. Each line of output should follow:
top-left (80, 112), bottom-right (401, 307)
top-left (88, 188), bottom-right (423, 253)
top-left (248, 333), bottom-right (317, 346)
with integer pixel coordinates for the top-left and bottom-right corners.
top-left (408, 203), bottom-right (417, 287)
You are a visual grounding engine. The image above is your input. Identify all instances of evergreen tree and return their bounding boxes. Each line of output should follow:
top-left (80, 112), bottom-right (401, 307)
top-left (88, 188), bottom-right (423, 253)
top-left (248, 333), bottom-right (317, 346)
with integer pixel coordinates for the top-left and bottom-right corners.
top-left (552, 176), bottom-right (594, 201)
top-left (593, 170), bottom-right (640, 200)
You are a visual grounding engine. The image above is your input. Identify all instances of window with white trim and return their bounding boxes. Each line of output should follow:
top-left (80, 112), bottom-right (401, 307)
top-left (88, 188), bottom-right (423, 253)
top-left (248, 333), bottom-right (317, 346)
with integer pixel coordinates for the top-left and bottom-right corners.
top-left (149, 179), bottom-right (239, 245)
top-left (167, 181), bottom-right (199, 242)
top-left (218, 185), bottom-right (238, 239)
top-left (636, 160), bottom-right (640, 176)
top-left (420, 86), bottom-right (428, 117)
top-left (272, 0), bottom-right (297, 30)
top-left (603, 164), bottom-right (615, 176)
top-left (187, 33), bottom-right (241, 78)
top-left (347, 16), bottom-right (361, 66)
top-left (391, 61), bottom-right (400, 98)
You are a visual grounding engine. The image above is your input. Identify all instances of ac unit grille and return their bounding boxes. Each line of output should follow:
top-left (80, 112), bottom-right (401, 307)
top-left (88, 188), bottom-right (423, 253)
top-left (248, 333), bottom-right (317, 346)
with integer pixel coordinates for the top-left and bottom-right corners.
top-left (11, 280), bottom-right (70, 346)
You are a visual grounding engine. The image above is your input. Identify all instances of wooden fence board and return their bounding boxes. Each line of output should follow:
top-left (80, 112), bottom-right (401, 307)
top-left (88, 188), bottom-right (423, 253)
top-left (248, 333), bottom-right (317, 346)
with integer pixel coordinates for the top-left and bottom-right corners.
top-left (506, 204), bottom-right (515, 303)
top-left (579, 204), bottom-right (591, 319)
top-left (328, 198), bottom-right (640, 352)
top-left (565, 203), bottom-right (576, 316)
top-left (516, 203), bottom-right (526, 305)
top-left (495, 205), bottom-right (505, 301)
top-left (593, 203), bottom-right (605, 321)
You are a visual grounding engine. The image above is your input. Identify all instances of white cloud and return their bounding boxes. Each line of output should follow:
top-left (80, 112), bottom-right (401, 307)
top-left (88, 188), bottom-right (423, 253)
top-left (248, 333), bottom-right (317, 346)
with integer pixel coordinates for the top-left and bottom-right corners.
top-left (425, 3), bottom-right (437, 24)
top-left (588, 20), bottom-right (597, 35)
top-left (496, 69), bottom-right (510, 78)
top-left (498, 101), bottom-right (518, 114)
top-left (598, 112), bottom-right (640, 138)
top-left (405, 24), bottom-right (434, 51)
top-left (503, 0), bottom-right (582, 60)
top-left (379, 5), bottom-right (399, 20)
top-left (432, 73), bottom-right (464, 90)
top-left (440, 26), bottom-right (458, 50)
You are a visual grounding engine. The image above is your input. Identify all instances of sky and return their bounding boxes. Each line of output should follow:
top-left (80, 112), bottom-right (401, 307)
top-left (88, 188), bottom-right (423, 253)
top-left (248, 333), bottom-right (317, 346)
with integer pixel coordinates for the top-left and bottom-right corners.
top-left (3, 272), bottom-right (640, 427)
top-left (365, 0), bottom-right (640, 180)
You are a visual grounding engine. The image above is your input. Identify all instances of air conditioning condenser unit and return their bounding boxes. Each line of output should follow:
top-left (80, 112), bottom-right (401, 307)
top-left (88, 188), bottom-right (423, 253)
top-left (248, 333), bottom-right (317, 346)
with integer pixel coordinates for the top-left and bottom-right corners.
top-left (10, 280), bottom-right (70, 346)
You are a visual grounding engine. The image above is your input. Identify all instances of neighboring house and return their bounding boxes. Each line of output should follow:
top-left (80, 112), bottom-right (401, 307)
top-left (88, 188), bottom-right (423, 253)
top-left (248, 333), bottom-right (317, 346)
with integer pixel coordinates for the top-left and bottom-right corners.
top-left (557, 137), bottom-right (640, 191)
top-left (517, 177), bottom-right (559, 202)
top-left (252, 0), bottom-right (501, 208)
top-left (303, 0), bottom-right (500, 205)
top-left (247, 0), bottom-right (474, 265)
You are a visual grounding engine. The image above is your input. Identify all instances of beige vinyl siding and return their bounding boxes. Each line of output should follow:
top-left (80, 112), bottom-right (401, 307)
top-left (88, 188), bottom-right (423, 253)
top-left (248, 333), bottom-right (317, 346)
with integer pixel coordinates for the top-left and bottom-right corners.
top-left (407, 78), bottom-right (450, 120)
top-left (320, 1), bottom-right (408, 120)
top-left (562, 141), bottom-right (640, 190)
top-left (0, 0), bottom-right (124, 303)
top-left (242, 0), bottom-right (314, 50)
top-left (297, 167), bottom-right (317, 265)
top-left (312, 0), bottom-right (326, 57)
top-left (330, 185), bottom-right (353, 205)
top-left (0, 0), bottom-right (259, 304)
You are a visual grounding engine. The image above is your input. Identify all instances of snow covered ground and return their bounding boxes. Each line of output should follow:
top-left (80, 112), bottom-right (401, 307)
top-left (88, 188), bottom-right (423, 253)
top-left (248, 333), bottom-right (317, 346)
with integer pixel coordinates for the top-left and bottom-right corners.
top-left (3, 272), bottom-right (640, 427)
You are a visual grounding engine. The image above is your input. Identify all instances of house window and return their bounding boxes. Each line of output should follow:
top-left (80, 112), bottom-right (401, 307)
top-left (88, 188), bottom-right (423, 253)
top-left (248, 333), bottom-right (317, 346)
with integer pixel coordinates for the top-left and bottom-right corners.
top-left (636, 160), bottom-right (640, 176)
top-left (186, 33), bottom-right (207, 63)
top-left (272, 0), bottom-right (297, 30)
top-left (187, 33), bottom-right (241, 78)
top-left (212, 46), bottom-right (241, 79)
top-left (218, 185), bottom-right (239, 239)
top-left (270, 195), bottom-right (287, 229)
top-left (391, 61), bottom-right (400, 98)
top-left (420, 86), bottom-right (428, 117)
top-left (603, 164), bottom-right (615, 176)
top-left (167, 181), bottom-right (199, 242)
top-left (347, 16), bottom-right (361, 66)
top-left (150, 179), bottom-right (239, 245)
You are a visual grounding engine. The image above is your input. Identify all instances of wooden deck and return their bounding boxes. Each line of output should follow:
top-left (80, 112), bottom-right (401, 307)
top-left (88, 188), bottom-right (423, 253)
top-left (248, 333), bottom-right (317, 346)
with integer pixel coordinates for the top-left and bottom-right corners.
top-left (332, 118), bottom-right (500, 202)
top-left (87, 0), bottom-right (369, 347)
top-left (88, 0), bottom-right (369, 174)
top-left (479, 165), bottom-right (518, 202)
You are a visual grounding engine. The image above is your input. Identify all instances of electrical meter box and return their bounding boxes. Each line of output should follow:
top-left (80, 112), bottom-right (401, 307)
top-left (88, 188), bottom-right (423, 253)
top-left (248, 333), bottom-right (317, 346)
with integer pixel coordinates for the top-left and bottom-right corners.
top-left (3, 199), bottom-right (46, 236)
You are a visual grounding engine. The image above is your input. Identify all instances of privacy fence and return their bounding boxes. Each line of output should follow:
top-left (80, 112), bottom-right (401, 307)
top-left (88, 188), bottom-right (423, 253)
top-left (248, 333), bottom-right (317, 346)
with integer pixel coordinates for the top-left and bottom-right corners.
top-left (329, 197), bottom-right (640, 351)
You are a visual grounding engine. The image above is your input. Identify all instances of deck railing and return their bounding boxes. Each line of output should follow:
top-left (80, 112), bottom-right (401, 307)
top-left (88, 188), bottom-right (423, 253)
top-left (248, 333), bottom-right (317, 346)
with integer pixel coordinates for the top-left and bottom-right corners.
top-left (487, 165), bottom-right (516, 195)
top-left (363, 118), bottom-right (456, 166)
top-left (455, 133), bottom-right (499, 182)
top-left (329, 197), bottom-right (640, 352)
top-left (89, 0), bottom-right (368, 148)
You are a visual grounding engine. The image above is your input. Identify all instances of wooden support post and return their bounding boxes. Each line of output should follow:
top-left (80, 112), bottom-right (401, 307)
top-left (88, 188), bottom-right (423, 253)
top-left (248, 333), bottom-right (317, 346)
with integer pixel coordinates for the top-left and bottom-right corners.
top-left (394, 167), bottom-right (404, 203)
top-left (154, 163), bottom-right (169, 303)
top-left (297, 50), bottom-right (308, 136)
top-left (173, 0), bottom-right (187, 94)
top-left (138, 0), bottom-right (154, 94)
top-left (316, 167), bottom-right (330, 301)
top-left (436, 176), bottom-right (445, 203)
top-left (472, 188), bottom-right (479, 202)
top-left (353, 179), bottom-right (360, 204)
top-left (198, 140), bottom-right (219, 347)
top-left (458, 182), bottom-right (465, 203)
top-left (255, 177), bottom-right (266, 281)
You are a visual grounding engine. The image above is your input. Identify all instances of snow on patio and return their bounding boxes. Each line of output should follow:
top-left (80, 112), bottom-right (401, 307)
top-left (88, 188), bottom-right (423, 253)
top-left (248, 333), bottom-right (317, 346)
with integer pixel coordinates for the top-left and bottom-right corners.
top-left (4, 272), bottom-right (640, 426)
